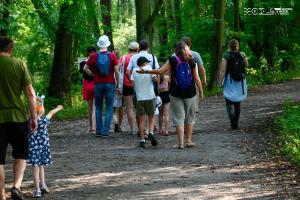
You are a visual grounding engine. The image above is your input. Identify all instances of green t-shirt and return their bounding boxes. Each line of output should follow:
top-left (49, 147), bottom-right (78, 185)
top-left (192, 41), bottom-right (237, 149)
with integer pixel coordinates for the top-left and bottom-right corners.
top-left (0, 55), bottom-right (32, 123)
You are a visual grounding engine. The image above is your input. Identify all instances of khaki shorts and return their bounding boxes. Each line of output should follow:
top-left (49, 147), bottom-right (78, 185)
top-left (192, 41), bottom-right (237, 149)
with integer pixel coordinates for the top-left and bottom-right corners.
top-left (170, 95), bottom-right (196, 126)
top-left (136, 99), bottom-right (155, 116)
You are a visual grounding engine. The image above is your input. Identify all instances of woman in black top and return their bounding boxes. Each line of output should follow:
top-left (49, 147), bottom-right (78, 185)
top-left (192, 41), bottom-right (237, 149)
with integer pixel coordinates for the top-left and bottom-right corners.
top-left (137, 41), bottom-right (203, 149)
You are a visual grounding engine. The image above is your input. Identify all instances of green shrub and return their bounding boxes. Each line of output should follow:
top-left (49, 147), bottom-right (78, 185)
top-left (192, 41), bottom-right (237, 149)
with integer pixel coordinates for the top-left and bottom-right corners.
top-left (276, 101), bottom-right (300, 168)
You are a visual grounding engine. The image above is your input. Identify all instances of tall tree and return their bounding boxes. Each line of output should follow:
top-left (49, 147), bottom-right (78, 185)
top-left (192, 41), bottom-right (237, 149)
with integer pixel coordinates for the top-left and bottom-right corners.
top-left (48, 2), bottom-right (78, 103)
top-left (174, 0), bottom-right (182, 39)
top-left (135, 0), bottom-right (163, 48)
top-left (100, 0), bottom-right (114, 50)
top-left (0, 0), bottom-right (11, 36)
top-left (208, 0), bottom-right (226, 90)
top-left (233, 0), bottom-right (240, 32)
top-left (84, 0), bottom-right (101, 40)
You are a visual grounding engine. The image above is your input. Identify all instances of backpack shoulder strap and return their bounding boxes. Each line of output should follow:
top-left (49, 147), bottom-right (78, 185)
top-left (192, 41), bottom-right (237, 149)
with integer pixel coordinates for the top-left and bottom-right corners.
top-left (152, 54), bottom-right (155, 69)
top-left (175, 56), bottom-right (181, 64)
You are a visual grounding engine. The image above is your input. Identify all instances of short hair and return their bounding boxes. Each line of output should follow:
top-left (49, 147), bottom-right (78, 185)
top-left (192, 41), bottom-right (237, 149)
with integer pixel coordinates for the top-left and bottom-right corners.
top-left (87, 46), bottom-right (96, 53)
top-left (229, 39), bottom-right (239, 51)
top-left (139, 39), bottom-right (149, 51)
top-left (181, 36), bottom-right (192, 47)
top-left (0, 36), bottom-right (14, 52)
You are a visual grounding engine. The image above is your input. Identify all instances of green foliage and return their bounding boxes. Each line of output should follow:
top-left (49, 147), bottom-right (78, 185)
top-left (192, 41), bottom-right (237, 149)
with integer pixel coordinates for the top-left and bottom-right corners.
top-left (276, 101), bottom-right (300, 168)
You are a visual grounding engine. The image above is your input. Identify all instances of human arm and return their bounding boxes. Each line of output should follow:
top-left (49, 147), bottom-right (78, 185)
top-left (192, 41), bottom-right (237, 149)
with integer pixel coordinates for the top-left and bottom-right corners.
top-left (199, 65), bottom-right (207, 88)
top-left (193, 65), bottom-right (203, 99)
top-left (83, 64), bottom-right (94, 77)
top-left (218, 58), bottom-right (227, 86)
top-left (24, 84), bottom-right (37, 131)
top-left (137, 60), bottom-right (171, 75)
top-left (114, 63), bottom-right (120, 89)
top-left (46, 105), bottom-right (64, 119)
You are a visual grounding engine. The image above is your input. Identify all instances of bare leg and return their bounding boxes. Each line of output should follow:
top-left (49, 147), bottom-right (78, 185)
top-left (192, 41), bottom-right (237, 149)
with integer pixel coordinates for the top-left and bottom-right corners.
top-left (87, 100), bottom-right (94, 131)
top-left (13, 159), bottom-right (26, 189)
top-left (176, 125), bottom-right (184, 146)
top-left (148, 115), bottom-right (155, 133)
top-left (158, 106), bottom-right (164, 131)
top-left (164, 103), bottom-right (170, 133)
top-left (39, 166), bottom-right (46, 187)
top-left (185, 124), bottom-right (194, 144)
top-left (124, 95), bottom-right (135, 130)
top-left (0, 165), bottom-right (5, 200)
top-left (138, 116), bottom-right (146, 140)
top-left (118, 107), bottom-right (123, 129)
top-left (32, 166), bottom-right (40, 192)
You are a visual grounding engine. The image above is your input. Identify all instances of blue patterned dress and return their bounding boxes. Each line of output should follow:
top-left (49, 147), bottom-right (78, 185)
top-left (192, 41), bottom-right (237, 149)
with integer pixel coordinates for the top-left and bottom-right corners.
top-left (28, 116), bottom-right (52, 166)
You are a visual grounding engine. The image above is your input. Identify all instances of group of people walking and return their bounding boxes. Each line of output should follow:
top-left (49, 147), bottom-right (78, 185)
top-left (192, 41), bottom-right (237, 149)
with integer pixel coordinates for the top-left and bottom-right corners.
top-left (81, 36), bottom-right (208, 149)
top-left (0, 35), bottom-right (247, 199)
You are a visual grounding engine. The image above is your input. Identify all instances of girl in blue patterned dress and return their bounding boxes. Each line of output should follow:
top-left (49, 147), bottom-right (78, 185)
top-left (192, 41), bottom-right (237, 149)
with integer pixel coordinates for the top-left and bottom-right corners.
top-left (28, 95), bottom-right (63, 198)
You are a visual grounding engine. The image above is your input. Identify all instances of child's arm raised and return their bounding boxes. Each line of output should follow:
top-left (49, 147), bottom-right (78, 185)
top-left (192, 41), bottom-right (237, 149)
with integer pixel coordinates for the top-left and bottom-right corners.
top-left (46, 105), bottom-right (64, 119)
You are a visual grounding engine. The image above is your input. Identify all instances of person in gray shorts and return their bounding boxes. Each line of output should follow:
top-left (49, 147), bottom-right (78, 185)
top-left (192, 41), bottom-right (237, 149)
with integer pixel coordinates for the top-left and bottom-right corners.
top-left (136, 41), bottom-right (203, 149)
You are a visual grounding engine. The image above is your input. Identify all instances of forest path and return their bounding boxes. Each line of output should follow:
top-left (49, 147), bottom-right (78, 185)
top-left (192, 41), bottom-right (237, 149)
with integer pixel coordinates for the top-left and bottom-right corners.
top-left (6, 80), bottom-right (300, 199)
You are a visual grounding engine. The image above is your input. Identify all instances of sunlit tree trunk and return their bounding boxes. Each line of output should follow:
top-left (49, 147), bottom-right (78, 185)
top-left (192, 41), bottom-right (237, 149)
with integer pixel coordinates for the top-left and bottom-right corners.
top-left (135, 0), bottom-right (163, 49)
top-left (100, 0), bottom-right (114, 51)
top-left (208, 0), bottom-right (226, 90)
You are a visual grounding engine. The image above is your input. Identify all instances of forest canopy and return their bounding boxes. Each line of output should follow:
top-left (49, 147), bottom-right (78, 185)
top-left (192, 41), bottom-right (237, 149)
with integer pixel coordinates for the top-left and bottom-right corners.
top-left (0, 0), bottom-right (299, 106)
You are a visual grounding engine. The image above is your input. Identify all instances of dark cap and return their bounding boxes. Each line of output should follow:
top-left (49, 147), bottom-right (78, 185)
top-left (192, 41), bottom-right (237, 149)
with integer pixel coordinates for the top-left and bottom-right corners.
top-left (137, 56), bottom-right (151, 67)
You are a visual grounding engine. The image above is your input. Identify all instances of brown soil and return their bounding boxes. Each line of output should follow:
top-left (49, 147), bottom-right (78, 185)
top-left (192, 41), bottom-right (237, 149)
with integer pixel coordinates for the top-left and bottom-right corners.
top-left (4, 80), bottom-right (300, 199)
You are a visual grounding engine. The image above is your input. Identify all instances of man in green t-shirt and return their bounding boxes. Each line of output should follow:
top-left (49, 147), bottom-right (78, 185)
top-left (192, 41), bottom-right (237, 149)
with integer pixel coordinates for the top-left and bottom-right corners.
top-left (0, 37), bottom-right (37, 200)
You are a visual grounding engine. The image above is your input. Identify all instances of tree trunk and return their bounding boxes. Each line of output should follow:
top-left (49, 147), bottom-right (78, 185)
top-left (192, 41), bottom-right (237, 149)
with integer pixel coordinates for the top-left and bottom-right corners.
top-left (84, 0), bottom-right (101, 40)
top-left (0, 0), bottom-right (10, 36)
top-left (48, 2), bottom-right (77, 104)
top-left (233, 0), bottom-right (240, 32)
top-left (100, 0), bottom-right (114, 51)
top-left (208, 0), bottom-right (226, 90)
top-left (157, 3), bottom-right (168, 61)
top-left (263, 23), bottom-right (276, 69)
top-left (135, 0), bottom-right (163, 49)
top-left (174, 0), bottom-right (182, 39)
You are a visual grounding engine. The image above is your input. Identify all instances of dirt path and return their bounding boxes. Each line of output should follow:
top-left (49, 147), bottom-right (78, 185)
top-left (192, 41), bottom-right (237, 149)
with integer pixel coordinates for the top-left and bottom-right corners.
top-left (5, 80), bottom-right (300, 199)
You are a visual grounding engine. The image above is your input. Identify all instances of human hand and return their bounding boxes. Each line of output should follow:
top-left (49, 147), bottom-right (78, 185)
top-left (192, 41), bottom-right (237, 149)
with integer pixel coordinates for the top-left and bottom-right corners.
top-left (152, 75), bottom-right (158, 82)
top-left (30, 118), bottom-right (37, 131)
top-left (57, 105), bottom-right (63, 110)
top-left (136, 68), bottom-right (145, 74)
top-left (201, 79), bottom-right (206, 88)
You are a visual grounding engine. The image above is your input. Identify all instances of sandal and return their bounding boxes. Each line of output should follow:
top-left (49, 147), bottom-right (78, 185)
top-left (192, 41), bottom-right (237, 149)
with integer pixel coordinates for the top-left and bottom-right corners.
top-left (178, 144), bottom-right (184, 149)
top-left (32, 190), bottom-right (42, 198)
top-left (185, 142), bottom-right (195, 148)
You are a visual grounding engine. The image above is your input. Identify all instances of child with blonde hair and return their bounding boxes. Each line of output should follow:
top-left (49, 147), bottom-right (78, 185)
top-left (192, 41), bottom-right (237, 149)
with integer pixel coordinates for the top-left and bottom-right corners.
top-left (27, 95), bottom-right (63, 198)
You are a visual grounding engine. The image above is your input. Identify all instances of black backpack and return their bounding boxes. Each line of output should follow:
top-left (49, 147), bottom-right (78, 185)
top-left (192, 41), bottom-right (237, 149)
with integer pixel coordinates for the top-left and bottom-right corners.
top-left (226, 51), bottom-right (245, 81)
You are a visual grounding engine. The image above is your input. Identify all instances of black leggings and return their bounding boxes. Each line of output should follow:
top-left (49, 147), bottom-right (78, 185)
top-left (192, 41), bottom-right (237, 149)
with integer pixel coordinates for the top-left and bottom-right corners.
top-left (225, 99), bottom-right (241, 129)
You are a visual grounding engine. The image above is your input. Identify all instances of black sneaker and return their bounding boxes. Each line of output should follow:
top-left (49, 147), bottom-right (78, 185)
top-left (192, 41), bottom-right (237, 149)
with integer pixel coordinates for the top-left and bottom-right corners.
top-left (139, 140), bottom-right (146, 148)
top-left (11, 187), bottom-right (24, 200)
top-left (114, 124), bottom-right (121, 132)
top-left (148, 133), bottom-right (158, 146)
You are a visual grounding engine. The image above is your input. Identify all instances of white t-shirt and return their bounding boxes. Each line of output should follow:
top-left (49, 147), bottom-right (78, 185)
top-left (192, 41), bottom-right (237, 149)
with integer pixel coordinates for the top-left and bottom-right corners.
top-left (131, 65), bottom-right (156, 101)
top-left (127, 51), bottom-right (159, 72)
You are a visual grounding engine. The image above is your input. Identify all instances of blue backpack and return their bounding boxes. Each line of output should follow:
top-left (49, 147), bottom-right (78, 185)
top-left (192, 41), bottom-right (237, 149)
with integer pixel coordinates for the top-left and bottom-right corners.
top-left (174, 56), bottom-right (193, 89)
top-left (96, 52), bottom-right (110, 77)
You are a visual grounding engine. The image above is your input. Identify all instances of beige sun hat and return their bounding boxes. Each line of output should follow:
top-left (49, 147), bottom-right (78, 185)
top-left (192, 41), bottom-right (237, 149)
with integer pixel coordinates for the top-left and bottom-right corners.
top-left (128, 41), bottom-right (139, 50)
top-left (97, 35), bottom-right (111, 48)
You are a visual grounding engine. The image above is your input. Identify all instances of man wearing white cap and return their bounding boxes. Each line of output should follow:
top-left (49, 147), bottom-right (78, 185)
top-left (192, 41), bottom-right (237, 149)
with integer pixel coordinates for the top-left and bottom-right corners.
top-left (84, 35), bottom-right (119, 137)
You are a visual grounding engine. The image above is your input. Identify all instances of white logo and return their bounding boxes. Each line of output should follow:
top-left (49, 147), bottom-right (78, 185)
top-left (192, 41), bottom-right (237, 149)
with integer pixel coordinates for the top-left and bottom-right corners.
top-left (244, 8), bottom-right (293, 16)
